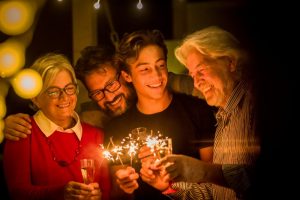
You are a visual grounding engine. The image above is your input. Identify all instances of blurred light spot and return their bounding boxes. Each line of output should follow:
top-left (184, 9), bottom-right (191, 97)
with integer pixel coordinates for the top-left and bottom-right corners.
top-left (137, 0), bottom-right (143, 9)
top-left (0, 1), bottom-right (35, 35)
top-left (0, 39), bottom-right (25, 78)
top-left (10, 68), bottom-right (43, 99)
top-left (94, 0), bottom-right (100, 10)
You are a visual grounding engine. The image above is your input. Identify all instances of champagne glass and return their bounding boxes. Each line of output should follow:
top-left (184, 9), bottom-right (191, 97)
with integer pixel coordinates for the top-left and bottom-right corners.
top-left (80, 159), bottom-right (95, 184)
top-left (154, 138), bottom-right (172, 161)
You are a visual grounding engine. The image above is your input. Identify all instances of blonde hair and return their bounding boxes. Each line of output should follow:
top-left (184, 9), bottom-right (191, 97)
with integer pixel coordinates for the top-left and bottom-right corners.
top-left (30, 53), bottom-right (77, 95)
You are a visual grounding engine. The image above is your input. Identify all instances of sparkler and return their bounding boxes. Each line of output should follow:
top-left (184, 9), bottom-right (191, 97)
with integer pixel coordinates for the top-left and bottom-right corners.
top-left (99, 137), bottom-right (124, 166)
top-left (99, 128), bottom-right (172, 167)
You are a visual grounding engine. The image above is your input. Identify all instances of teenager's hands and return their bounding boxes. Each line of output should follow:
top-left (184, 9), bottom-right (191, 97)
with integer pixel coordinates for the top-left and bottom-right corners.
top-left (115, 166), bottom-right (139, 194)
top-left (140, 158), bottom-right (169, 192)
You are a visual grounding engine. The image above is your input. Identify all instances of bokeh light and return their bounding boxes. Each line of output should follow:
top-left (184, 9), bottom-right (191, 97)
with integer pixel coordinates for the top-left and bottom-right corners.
top-left (10, 68), bottom-right (43, 99)
top-left (0, 0), bottom-right (35, 35)
top-left (0, 96), bottom-right (6, 118)
top-left (0, 39), bottom-right (25, 78)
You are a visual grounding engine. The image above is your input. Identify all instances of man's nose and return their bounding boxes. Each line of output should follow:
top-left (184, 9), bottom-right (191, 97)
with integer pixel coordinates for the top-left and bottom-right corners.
top-left (103, 90), bottom-right (117, 101)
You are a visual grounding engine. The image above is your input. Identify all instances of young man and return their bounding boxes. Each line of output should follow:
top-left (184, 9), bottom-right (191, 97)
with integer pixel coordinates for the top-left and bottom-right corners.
top-left (107, 30), bottom-right (216, 200)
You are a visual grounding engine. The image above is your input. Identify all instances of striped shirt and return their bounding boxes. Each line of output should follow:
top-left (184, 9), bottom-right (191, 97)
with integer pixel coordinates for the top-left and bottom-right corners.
top-left (168, 81), bottom-right (260, 200)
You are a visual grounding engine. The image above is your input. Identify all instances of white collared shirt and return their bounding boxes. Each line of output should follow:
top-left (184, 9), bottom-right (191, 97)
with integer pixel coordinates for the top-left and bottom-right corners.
top-left (33, 110), bottom-right (83, 140)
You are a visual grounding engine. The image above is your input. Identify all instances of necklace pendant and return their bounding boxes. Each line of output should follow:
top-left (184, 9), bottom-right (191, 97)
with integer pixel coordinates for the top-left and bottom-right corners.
top-left (57, 160), bottom-right (69, 167)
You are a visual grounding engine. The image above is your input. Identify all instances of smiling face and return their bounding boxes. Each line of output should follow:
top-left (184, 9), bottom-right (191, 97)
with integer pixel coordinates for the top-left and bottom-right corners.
top-left (186, 48), bottom-right (236, 108)
top-left (33, 70), bottom-right (77, 127)
top-left (84, 64), bottom-right (134, 117)
top-left (122, 45), bottom-right (169, 103)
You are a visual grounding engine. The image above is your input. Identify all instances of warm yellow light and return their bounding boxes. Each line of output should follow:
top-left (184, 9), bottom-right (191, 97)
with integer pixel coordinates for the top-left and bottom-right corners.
top-left (0, 39), bottom-right (25, 78)
top-left (0, 1), bottom-right (35, 35)
top-left (10, 68), bottom-right (43, 99)
top-left (0, 119), bottom-right (4, 144)
top-left (0, 96), bottom-right (6, 118)
top-left (0, 78), bottom-right (9, 97)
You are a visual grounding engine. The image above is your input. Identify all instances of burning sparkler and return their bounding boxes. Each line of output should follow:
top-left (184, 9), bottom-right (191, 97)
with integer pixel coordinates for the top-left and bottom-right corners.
top-left (99, 128), bottom-right (172, 167)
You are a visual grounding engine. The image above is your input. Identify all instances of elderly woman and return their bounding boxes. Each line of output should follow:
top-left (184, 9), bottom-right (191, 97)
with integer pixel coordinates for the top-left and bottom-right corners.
top-left (3, 53), bottom-right (110, 200)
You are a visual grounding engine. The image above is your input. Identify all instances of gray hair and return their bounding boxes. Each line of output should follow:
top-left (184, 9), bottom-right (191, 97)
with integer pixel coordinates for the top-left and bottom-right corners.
top-left (175, 26), bottom-right (248, 79)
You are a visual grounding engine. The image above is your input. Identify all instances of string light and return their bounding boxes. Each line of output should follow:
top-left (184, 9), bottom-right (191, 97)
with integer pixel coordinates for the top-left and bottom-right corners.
top-left (55, 0), bottom-right (143, 11)
top-left (137, 0), bottom-right (143, 10)
top-left (94, 0), bottom-right (101, 10)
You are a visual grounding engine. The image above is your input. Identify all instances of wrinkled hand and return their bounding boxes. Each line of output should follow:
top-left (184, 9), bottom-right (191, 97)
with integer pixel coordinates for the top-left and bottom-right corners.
top-left (64, 181), bottom-right (101, 200)
top-left (115, 166), bottom-right (139, 194)
top-left (4, 113), bottom-right (32, 141)
top-left (140, 158), bottom-right (169, 191)
top-left (157, 154), bottom-right (211, 183)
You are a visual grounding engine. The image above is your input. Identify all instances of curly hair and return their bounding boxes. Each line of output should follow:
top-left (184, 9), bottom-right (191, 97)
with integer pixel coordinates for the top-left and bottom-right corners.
top-left (74, 45), bottom-right (117, 83)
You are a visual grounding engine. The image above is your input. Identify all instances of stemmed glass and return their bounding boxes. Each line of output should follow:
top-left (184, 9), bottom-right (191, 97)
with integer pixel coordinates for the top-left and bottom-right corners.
top-left (80, 159), bottom-right (95, 184)
top-left (153, 138), bottom-right (172, 161)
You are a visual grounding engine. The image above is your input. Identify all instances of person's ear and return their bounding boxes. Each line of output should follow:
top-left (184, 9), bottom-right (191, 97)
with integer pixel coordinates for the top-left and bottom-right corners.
top-left (121, 70), bottom-right (132, 83)
top-left (31, 97), bottom-right (40, 109)
top-left (225, 56), bottom-right (237, 72)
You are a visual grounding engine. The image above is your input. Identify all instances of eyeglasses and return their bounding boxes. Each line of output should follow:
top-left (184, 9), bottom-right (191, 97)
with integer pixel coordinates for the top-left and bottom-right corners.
top-left (45, 83), bottom-right (78, 99)
top-left (88, 73), bottom-right (121, 102)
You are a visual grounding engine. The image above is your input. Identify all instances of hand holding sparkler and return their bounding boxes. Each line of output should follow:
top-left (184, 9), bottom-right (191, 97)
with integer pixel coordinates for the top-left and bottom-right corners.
top-left (115, 166), bottom-right (139, 194)
top-left (139, 157), bottom-right (170, 192)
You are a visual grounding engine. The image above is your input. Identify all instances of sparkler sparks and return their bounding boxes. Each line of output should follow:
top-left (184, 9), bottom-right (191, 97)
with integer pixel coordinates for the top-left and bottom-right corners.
top-left (99, 128), bottom-right (172, 167)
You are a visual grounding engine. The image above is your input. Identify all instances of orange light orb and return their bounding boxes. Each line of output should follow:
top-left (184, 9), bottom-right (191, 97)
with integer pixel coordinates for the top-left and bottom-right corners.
top-left (0, 1), bottom-right (35, 35)
top-left (10, 68), bottom-right (43, 99)
top-left (0, 39), bottom-right (25, 78)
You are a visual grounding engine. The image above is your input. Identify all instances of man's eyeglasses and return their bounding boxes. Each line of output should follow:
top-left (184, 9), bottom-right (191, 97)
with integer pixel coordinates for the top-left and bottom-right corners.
top-left (45, 83), bottom-right (78, 99)
top-left (88, 73), bottom-right (121, 102)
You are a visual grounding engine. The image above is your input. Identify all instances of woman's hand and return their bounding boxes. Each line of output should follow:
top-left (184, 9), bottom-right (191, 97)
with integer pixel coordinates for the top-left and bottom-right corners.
top-left (64, 181), bottom-right (101, 200)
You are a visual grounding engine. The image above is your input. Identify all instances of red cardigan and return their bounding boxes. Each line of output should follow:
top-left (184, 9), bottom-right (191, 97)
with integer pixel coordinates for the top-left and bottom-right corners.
top-left (4, 118), bottom-right (111, 200)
